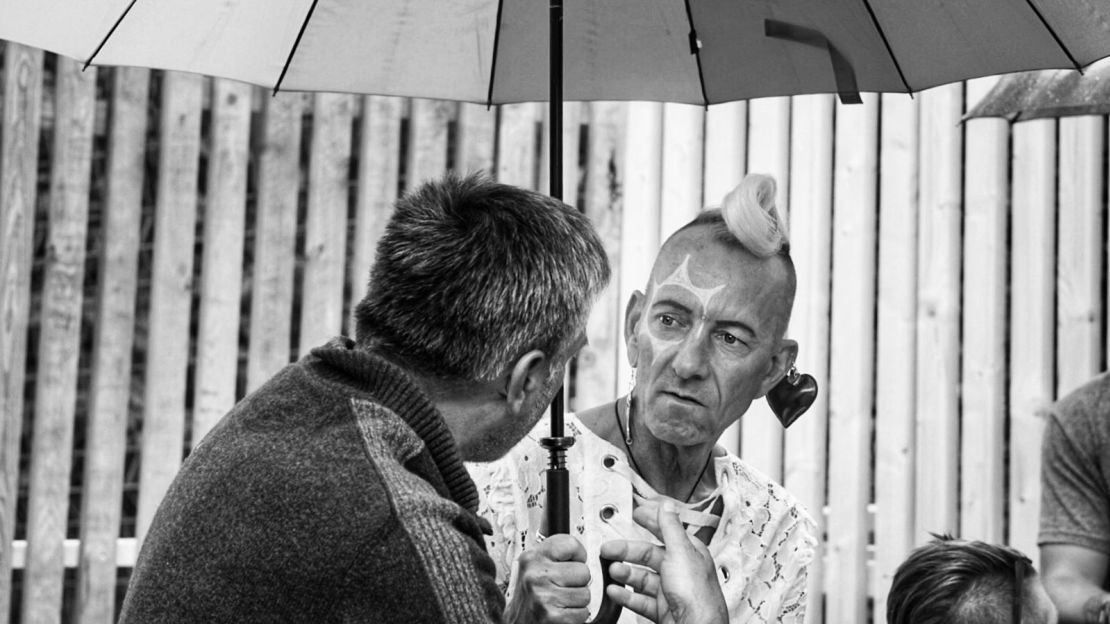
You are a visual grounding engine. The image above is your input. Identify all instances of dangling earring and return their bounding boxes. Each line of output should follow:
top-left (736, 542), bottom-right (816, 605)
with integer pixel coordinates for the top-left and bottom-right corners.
top-left (766, 364), bottom-right (819, 429)
top-left (624, 367), bottom-right (636, 445)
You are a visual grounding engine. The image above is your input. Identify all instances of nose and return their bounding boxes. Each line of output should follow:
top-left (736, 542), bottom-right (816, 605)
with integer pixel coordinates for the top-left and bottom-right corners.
top-left (670, 330), bottom-right (709, 379)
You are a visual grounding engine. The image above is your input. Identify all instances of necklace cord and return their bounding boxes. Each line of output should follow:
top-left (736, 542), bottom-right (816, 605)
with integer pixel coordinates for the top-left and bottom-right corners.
top-left (613, 401), bottom-right (713, 503)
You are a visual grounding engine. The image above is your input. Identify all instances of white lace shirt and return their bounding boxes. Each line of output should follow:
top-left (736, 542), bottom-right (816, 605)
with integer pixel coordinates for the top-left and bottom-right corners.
top-left (467, 412), bottom-right (818, 623)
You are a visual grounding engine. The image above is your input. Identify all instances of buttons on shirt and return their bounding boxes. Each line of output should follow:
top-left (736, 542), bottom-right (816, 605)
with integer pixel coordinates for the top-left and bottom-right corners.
top-left (719, 566), bottom-right (731, 583)
top-left (602, 454), bottom-right (618, 469)
top-left (600, 504), bottom-right (618, 522)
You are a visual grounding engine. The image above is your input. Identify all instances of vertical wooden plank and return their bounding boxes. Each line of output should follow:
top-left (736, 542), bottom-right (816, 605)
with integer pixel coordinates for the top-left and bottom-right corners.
top-left (405, 99), bottom-right (453, 189)
top-left (575, 103), bottom-right (626, 410)
top-left (616, 103), bottom-right (664, 411)
top-left (960, 76), bottom-right (1008, 544)
top-left (0, 42), bottom-right (43, 624)
top-left (825, 93), bottom-right (879, 624)
top-left (913, 83), bottom-right (963, 541)
top-left (783, 92), bottom-right (834, 624)
top-left (746, 97), bottom-right (792, 205)
top-left (1056, 116), bottom-right (1103, 395)
top-left (742, 96), bottom-right (790, 482)
top-left (22, 56), bottom-right (97, 624)
top-left (1009, 119), bottom-right (1056, 558)
top-left (873, 90), bottom-right (919, 618)
top-left (539, 102), bottom-right (583, 203)
top-left (245, 93), bottom-right (302, 392)
top-left (192, 79), bottom-right (252, 444)
top-left (136, 72), bottom-right (204, 543)
top-left (703, 101), bottom-right (748, 203)
top-left (658, 103), bottom-right (704, 237)
top-left (348, 96), bottom-right (402, 316)
top-left (497, 103), bottom-right (540, 189)
top-left (455, 102), bottom-right (496, 176)
top-left (704, 100), bottom-right (749, 459)
top-left (76, 66), bottom-right (149, 624)
top-left (298, 93), bottom-right (353, 354)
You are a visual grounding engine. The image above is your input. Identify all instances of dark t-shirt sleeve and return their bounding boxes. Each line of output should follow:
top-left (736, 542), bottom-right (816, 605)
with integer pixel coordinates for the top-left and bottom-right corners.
top-left (1040, 382), bottom-right (1110, 553)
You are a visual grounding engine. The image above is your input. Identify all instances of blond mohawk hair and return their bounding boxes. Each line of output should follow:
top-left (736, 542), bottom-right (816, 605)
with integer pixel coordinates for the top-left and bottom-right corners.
top-left (717, 173), bottom-right (788, 258)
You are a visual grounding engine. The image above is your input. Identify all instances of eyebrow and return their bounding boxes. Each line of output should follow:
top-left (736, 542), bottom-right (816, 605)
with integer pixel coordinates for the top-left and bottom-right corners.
top-left (650, 297), bottom-right (758, 338)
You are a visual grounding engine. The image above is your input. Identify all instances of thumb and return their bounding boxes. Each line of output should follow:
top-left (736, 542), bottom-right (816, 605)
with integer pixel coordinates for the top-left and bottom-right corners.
top-left (656, 501), bottom-right (689, 551)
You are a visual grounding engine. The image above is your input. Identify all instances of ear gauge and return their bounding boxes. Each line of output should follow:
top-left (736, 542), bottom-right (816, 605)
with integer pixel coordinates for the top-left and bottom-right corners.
top-left (766, 365), bottom-right (818, 428)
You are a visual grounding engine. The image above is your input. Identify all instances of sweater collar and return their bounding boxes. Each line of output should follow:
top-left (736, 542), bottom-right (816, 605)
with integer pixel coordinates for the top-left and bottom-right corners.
top-left (303, 337), bottom-right (480, 512)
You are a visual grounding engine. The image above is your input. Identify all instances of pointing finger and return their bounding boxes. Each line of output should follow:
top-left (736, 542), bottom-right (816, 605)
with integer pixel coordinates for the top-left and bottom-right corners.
top-left (599, 539), bottom-right (664, 571)
top-left (608, 561), bottom-right (660, 597)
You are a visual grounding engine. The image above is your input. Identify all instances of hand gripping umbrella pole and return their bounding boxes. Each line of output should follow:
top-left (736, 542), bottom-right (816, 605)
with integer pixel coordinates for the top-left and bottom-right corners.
top-left (539, 2), bottom-right (621, 622)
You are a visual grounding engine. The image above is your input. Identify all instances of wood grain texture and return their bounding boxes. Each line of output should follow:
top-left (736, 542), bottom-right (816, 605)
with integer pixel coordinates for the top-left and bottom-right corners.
top-left (245, 92), bottom-right (303, 392)
top-left (1008, 120), bottom-right (1057, 558)
top-left (871, 90), bottom-right (920, 616)
top-left (783, 93), bottom-right (834, 624)
top-left (22, 56), bottom-right (97, 624)
top-left (298, 93), bottom-right (352, 353)
top-left (959, 76), bottom-right (1008, 544)
top-left (191, 79), bottom-right (252, 445)
top-left (825, 94), bottom-right (879, 624)
top-left (76, 66), bottom-right (149, 624)
top-left (136, 72), bottom-right (203, 544)
top-left (0, 42), bottom-right (43, 624)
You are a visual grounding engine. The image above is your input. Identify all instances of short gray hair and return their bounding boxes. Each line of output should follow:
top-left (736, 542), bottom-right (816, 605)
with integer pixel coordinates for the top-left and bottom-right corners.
top-left (354, 172), bottom-right (611, 382)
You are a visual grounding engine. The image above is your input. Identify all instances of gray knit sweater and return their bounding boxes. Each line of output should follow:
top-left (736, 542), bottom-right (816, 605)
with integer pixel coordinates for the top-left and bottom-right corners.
top-left (119, 337), bottom-right (504, 623)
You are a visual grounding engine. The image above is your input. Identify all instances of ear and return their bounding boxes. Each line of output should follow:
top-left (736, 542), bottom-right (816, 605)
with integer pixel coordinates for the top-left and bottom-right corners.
top-left (503, 349), bottom-right (549, 415)
top-left (757, 338), bottom-right (798, 398)
top-left (624, 290), bottom-right (646, 367)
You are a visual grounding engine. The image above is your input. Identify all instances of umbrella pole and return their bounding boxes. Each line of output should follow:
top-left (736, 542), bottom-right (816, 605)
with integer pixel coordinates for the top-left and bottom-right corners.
top-left (539, 4), bottom-right (621, 622)
top-left (542, 0), bottom-right (573, 538)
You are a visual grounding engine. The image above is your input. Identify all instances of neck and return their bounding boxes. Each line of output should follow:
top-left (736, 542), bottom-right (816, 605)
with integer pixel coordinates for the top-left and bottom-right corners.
top-left (410, 372), bottom-right (501, 461)
top-left (618, 398), bottom-right (717, 501)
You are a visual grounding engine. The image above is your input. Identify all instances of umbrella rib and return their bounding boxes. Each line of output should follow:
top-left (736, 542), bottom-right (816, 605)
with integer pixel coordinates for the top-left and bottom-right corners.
top-left (682, 0), bottom-right (709, 106)
top-left (486, 0), bottom-right (506, 108)
top-left (274, 0), bottom-right (322, 95)
top-left (84, 0), bottom-right (140, 70)
top-left (858, 0), bottom-right (911, 94)
top-left (1023, 0), bottom-right (1081, 71)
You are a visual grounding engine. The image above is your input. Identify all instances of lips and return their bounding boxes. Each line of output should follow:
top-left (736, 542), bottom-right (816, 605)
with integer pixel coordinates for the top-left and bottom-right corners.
top-left (660, 390), bottom-right (705, 406)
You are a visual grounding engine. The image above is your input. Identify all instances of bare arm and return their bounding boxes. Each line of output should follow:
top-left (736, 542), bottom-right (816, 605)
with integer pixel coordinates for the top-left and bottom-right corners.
top-left (1042, 543), bottom-right (1110, 623)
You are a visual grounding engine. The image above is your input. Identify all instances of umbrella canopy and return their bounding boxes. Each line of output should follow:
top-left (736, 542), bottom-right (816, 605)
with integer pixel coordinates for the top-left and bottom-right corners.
top-left (3, 0), bottom-right (1110, 106)
top-left (965, 56), bottom-right (1110, 122)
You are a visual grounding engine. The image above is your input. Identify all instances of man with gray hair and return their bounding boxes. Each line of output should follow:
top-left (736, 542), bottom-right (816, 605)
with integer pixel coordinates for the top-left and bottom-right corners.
top-left (119, 173), bottom-right (615, 622)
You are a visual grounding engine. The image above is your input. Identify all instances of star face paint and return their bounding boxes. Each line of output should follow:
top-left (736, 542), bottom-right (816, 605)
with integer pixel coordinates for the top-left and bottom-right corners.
top-left (651, 255), bottom-right (726, 323)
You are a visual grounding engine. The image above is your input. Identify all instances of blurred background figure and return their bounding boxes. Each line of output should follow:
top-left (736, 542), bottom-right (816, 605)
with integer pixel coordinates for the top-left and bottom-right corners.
top-left (1039, 372), bottom-right (1110, 624)
top-left (887, 535), bottom-right (1058, 624)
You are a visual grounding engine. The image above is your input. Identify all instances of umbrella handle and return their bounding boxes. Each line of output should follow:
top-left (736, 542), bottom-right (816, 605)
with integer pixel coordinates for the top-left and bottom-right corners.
top-left (586, 557), bottom-right (622, 624)
top-left (541, 436), bottom-right (624, 624)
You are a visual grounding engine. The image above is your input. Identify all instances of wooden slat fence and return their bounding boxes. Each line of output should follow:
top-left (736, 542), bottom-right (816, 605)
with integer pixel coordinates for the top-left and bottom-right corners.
top-left (2, 43), bottom-right (1109, 623)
